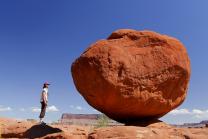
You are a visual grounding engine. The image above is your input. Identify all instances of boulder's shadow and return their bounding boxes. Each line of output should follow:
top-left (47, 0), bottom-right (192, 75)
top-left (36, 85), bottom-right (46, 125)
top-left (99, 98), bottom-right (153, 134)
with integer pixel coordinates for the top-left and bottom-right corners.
top-left (23, 124), bottom-right (62, 138)
top-left (125, 119), bottom-right (163, 127)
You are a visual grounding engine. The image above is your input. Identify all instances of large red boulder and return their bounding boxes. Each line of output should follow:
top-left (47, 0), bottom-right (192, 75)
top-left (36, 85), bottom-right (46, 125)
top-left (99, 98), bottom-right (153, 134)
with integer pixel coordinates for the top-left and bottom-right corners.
top-left (71, 29), bottom-right (191, 123)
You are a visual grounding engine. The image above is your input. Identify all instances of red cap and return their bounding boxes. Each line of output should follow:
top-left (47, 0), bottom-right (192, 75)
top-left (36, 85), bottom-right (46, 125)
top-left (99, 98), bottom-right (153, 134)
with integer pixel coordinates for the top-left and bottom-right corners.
top-left (44, 82), bottom-right (50, 85)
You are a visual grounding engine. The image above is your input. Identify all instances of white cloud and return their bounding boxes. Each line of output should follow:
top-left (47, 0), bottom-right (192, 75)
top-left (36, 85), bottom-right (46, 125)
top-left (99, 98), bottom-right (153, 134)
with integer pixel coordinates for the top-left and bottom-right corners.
top-left (0, 106), bottom-right (12, 112)
top-left (47, 105), bottom-right (59, 112)
top-left (168, 108), bottom-right (208, 119)
top-left (76, 106), bottom-right (83, 110)
top-left (70, 105), bottom-right (74, 108)
top-left (192, 109), bottom-right (204, 115)
top-left (192, 109), bottom-right (208, 119)
top-left (19, 108), bottom-right (26, 112)
top-left (31, 107), bottom-right (41, 112)
top-left (70, 105), bottom-right (85, 111)
top-left (31, 105), bottom-right (59, 113)
top-left (169, 109), bottom-right (190, 115)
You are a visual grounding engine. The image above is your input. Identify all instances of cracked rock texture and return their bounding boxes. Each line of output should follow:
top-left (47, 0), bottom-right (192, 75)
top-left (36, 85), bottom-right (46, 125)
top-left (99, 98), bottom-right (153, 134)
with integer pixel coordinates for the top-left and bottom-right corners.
top-left (71, 29), bottom-right (191, 123)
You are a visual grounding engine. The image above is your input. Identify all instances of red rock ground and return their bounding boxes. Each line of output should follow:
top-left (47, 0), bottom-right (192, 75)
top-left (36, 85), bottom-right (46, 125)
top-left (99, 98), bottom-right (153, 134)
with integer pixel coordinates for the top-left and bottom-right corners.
top-left (1, 118), bottom-right (208, 139)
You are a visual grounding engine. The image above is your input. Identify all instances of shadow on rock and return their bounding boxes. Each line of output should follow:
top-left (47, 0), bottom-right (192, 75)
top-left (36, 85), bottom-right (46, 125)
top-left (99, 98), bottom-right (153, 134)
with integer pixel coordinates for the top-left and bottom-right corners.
top-left (23, 124), bottom-right (62, 138)
top-left (125, 119), bottom-right (166, 127)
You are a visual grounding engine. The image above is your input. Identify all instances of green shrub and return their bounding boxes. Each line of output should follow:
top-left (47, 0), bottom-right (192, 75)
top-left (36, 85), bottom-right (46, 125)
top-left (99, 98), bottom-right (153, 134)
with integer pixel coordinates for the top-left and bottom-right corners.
top-left (96, 114), bottom-right (110, 128)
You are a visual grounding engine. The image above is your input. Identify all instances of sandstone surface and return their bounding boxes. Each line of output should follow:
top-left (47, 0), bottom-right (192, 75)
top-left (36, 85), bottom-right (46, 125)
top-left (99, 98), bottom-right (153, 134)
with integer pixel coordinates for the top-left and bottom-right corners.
top-left (0, 118), bottom-right (90, 139)
top-left (1, 118), bottom-right (208, 139)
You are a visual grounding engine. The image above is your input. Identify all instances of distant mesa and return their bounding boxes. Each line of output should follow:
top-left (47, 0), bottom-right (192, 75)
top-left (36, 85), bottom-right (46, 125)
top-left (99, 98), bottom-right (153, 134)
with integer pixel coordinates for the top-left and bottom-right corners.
top-left (59, 113), bottom-right (122, 126)
top-left (172, 120), bottom-right (208, 128)
top-left (61, 113), bottom-right (100, 120)
top-left (71, 29), bottom-right (191, 123)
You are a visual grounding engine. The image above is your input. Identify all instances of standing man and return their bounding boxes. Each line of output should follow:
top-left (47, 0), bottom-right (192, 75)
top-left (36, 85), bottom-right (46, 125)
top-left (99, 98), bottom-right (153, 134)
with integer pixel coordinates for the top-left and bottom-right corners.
top-left (39, 82), bottom-right (50, 124)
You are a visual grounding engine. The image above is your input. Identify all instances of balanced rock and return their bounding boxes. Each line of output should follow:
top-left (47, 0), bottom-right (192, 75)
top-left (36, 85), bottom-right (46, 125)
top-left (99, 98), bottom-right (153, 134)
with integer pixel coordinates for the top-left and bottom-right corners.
top-left (71, 29), bottom-right (191, 123)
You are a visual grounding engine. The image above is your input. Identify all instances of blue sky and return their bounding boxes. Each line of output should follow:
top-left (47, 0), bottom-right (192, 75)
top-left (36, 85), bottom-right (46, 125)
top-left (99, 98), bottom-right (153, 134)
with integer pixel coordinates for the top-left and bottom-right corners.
top-left (0, 0), bottom-right (208, 124)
